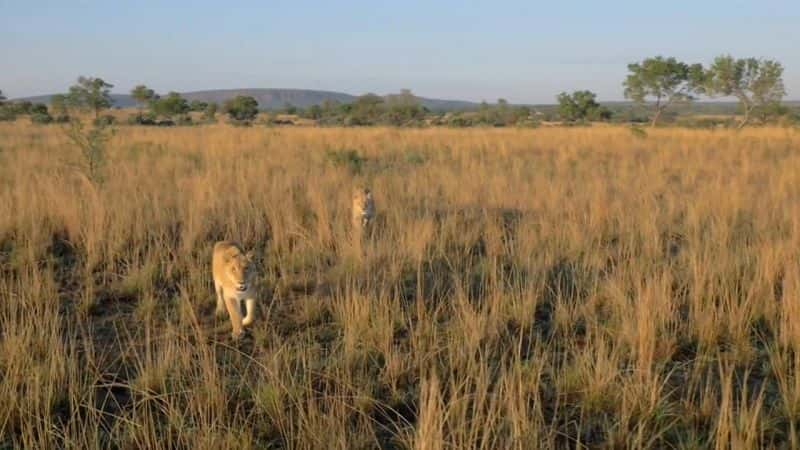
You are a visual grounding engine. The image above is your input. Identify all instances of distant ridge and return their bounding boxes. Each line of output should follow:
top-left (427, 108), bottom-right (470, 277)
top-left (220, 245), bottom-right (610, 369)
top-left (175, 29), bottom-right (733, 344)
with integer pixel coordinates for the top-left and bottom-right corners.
top-left (13, 88), bottom-right (479, 111)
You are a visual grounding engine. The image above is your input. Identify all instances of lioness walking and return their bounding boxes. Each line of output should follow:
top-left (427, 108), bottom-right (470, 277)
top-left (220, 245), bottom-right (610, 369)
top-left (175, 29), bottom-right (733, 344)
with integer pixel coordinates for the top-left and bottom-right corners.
top-left (212, 241), bottom-right (256, 338)
top-left (352, 187), bottom-right (375, 237)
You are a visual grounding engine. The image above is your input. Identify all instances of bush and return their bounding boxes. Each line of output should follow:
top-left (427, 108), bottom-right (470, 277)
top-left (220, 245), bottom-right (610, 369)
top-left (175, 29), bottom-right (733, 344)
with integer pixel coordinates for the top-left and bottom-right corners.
top-left (630, 126), bottom-right (648, 139)
top-left (0, 107), bottom-right (16, 122)
top-left (30, 112), bottom-right (53, 124)
top-left (64, 120), bottom-right (113, 184)
top-left (223, 96), bottom-right (259, 122)
top-left (53, 114), bottom-right (71, 124)
top-left (516, 119), bottom-right (541, 128)
top-left (788, 110), bottom-right (800, 126)
top-left (325, 149), bottom-right (366, 174)
top-left (127, 113), bottom-right (157, 126)
top-left (151, 92), bottom-right (189, 119)
top-left (204, 103), bottom-right (217, 121)
top-left (229, 119), bottom-right (253, 127)
top-left (189, 100), bottom-right (208, 112)
top-left (11, 101), bottom-right (33, 115)
top-left (93, 115), bottom-right (116, 127)
top-left (404, 150), bottom-right (427, 165)
top-left (448, 116), bottom-right (473, 127)
top-left (675, 116), bottom-right (734, 129)
top-left (30, 103), bottom-right (49, 115)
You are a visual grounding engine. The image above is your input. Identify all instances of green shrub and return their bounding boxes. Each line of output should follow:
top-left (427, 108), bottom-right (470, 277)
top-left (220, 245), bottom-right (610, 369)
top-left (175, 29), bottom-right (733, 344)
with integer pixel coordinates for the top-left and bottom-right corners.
top-left (404, 150), bottom-right (427, 165)
top-left (630, 126), bottom-right (648, 139)
top-left (93, 115), bottom-right (116, 127)
top-left (0, 107), bottom-right (16, 122)
top-left (127, 113), bottom-right (157, 125)
top-left (325, 149), bottom-right (366, 174)
top-left (30, 112), bottom-right (53, 124)
top-left (223, 96), bottom-right (259, 121)
top-left (448, 116), bottom-right (473, 127)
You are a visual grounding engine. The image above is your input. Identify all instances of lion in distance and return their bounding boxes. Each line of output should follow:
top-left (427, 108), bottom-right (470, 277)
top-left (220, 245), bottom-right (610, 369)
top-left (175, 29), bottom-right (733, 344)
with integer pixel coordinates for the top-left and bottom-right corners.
top-left (352, 187), bottom-right (375, 238)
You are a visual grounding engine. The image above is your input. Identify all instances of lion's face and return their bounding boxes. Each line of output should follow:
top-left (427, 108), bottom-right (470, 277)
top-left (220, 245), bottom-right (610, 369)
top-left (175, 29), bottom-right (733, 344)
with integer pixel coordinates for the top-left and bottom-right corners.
top-left (223, 250), bottom-right (254, 292)
top-left (353, 187), bottom-right (373, 211)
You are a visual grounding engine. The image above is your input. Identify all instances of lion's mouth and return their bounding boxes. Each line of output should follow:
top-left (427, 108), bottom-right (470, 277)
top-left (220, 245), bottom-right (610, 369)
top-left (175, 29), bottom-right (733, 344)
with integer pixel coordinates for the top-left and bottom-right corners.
top-left (236, 284), bottom-right (247, 292)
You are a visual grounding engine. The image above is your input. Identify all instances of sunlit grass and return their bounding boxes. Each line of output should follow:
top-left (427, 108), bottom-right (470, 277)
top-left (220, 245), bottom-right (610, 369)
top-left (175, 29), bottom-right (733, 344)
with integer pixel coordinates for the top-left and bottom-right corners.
top-left (1, 122), bottom-right (800, 448)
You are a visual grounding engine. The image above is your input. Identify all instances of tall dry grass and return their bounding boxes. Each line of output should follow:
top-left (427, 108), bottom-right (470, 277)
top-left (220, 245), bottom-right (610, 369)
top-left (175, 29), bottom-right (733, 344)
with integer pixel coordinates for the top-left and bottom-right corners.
top-left (1, 122), bottom-right (800, 449)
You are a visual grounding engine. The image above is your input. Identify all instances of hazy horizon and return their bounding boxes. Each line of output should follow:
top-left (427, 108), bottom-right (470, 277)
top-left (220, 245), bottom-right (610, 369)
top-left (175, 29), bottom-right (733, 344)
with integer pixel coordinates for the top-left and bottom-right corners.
top-left (2, 0), bottom-right (798, 103)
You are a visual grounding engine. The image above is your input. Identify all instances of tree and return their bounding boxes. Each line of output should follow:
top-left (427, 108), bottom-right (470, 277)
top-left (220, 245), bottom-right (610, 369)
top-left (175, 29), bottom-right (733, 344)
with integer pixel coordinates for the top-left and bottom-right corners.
top-left (557, 90), bottom-right (611, 122)
top-left (51, 94), bottom-right (68, 116)
top-left (283, 102), bottom-right (298, 115)
top-left (64, 118), bottom-right (113, 184)
top-left (204, 102), bottom-right (217, 120)
top-left (151, 92), bottom-right (189, 119)
top-left (13, 101), bottom-right (33, 115)
top-left (305, 104), bottom-right (323, 120)
top-left (623, 57), bottom-right (704, 127)
top-left (0, 91), bottom-right (13, 121)
top-left (28, 103), bottom-right (52, 124)
top-left (30, 103), bottom-right (48, 115)
top-left (130, 85), bottom-right (156, 111)
top-left (223, 96), bottom-right (259, 122)
top-left (704, 56), bottom-right (785, 128)
top-left (494, 98), bottom-right (525, 126)
top-left (189, 100), bottom-right (208, 112)
top-left (348, 93), bottom-right (385, 125)
top-left (67, 76), bottom-right (114, 118)
top-left (385, 89), bottom-right (425, 125)
top-left (756, 101), bottom-right (789, 123)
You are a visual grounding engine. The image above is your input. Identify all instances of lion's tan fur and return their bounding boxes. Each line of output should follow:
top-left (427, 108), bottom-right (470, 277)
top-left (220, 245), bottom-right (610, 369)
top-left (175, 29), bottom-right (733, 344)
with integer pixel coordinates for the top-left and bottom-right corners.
top-left (212, 241), bottom-right (256, 338)
top-left (351, 187), bottom-right (375, 236)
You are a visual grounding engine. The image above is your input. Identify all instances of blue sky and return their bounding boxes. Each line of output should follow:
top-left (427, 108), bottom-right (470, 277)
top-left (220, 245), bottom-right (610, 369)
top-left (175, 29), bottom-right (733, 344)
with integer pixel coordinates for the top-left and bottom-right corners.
top-left (1, 0), bottom-right (798, 103)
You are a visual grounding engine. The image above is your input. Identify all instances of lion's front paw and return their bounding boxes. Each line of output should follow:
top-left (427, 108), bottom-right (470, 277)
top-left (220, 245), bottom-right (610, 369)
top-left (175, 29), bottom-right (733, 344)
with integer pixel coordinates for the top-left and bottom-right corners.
top-left (231, 328), bottom-right (247, 340)
top-left (215, 307), bottom-right (226, 318)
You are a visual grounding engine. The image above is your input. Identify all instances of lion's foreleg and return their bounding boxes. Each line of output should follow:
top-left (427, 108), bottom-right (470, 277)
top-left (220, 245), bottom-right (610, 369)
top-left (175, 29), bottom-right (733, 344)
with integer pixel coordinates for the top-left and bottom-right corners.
top-left (215, 283), bottom-right (226, 316)
top-left (242, 298), bottom-right (256, 326)
top-left (225, 296), bottom-right (244, 338)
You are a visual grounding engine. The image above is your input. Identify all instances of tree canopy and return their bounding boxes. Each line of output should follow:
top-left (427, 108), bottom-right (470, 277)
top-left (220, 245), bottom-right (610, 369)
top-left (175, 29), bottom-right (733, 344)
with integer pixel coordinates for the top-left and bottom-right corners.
top-left (67, 76), bottom-right (114, 118)
top-left (704, 56), bottom-right (785, 128)
top-left (151, 92), bottom-right (190, 118)
top-left (556, 91), bottom-right (611, 122)
top-left (189, 100), bottom-right (209, 112)
top-left (623, 57), bottom-right (705, 126)
top-left (223, 96), bottom-right (259, 122)
top-left (50, 94), bottom-right (68, 116)
top-left (130, 85), bottom-right (156, 109)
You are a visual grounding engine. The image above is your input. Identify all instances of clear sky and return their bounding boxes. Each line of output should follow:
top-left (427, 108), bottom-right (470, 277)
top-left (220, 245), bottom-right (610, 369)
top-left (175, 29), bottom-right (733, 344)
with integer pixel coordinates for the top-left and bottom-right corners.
top-left (1, 0), bottom-right (798, 103)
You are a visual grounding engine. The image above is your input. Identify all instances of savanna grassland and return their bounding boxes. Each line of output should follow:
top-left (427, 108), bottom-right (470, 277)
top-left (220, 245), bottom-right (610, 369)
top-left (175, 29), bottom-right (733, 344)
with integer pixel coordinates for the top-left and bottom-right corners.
top-left (2, 123), bottom-right (800, 449)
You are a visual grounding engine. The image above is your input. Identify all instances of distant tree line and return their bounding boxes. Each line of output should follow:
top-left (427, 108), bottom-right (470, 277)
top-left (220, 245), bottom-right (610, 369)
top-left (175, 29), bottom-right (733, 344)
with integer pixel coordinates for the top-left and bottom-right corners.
top-left (0, 55), bottom-right (794, 128)
top-left (127, 86), bottom-right (261, 126)
top-left (296, 89), bottom-right (429, 126)
top-left (0, 76), bottom-right (116, 124)
top-left (288, 91), bottom-right (539, 127)
top-left (128, 86), bottom-right (215, 125)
